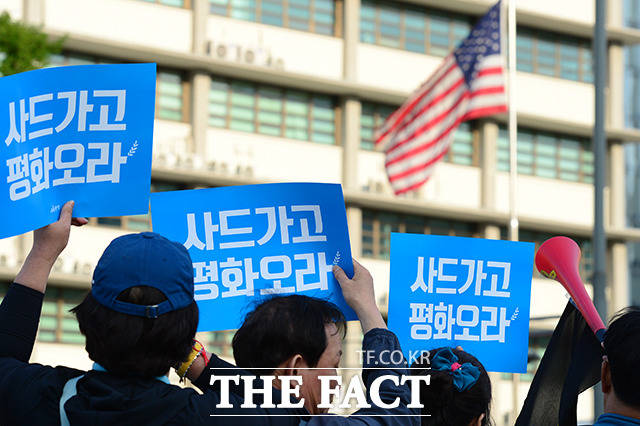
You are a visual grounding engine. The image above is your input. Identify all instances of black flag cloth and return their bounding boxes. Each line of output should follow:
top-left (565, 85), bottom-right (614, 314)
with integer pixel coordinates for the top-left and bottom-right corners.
top-left (515, 301), bottom-right (603, 426)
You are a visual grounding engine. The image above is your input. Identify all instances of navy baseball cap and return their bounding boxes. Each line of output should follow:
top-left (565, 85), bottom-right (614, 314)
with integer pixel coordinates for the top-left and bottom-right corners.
top-left (91, 232), bottom-right (194, 318)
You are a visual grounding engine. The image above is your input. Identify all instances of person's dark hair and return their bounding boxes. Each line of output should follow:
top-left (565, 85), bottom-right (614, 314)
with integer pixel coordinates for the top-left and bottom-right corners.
top-left (233, 295), bottom-right (346, 374)
top-left (72, 286), bottom-right (199, 378)
top-left (603, 306), bottom-right (640, 408)
top-left (411, 347), bottom-right (492, 426)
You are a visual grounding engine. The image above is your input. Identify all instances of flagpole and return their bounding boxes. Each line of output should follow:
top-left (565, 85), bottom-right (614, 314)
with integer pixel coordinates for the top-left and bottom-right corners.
top-left (508, 0), bottom-right (518, 243)
top-left (507, 0), bottom-right (520, 423)
top-left (593, 0), bottom-right (607, 419)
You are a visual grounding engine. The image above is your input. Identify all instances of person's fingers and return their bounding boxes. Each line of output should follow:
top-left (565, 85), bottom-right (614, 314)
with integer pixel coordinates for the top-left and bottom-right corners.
top-left (58, 201), bottom-right (75, 226)
top-left (71, 217), bottom-right (89, 227)
top-left (352, 258), bottom-right (365, 277)
top-left (332, 265), bottom-right (349, 286)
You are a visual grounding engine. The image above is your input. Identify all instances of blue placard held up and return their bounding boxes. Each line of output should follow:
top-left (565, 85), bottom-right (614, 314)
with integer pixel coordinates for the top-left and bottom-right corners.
top-left (150, 183), bottom-right (357, 332)
top-left (387, 233), bottom-right (534, 373)
top-left (0, 64), bottom-right (156, 239)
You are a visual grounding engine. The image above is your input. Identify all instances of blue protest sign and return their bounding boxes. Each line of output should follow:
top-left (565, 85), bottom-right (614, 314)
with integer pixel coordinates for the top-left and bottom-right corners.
top-left (387, 233), bottom-right (534, 373)
top-left (0, 64), bottom-right (156, 239)
top-left (150, 183), bottom-right (357, 331)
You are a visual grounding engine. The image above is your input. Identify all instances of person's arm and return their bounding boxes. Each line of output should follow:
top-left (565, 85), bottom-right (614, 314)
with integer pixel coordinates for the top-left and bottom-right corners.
top-left (333, 258), bottom-right (386, 334)
top-left (0, 201), bottom-right (87, 361)
top-left (314, 259), bottom-right (420, 426)
top-left (15, 201), bottom-right (87, 294)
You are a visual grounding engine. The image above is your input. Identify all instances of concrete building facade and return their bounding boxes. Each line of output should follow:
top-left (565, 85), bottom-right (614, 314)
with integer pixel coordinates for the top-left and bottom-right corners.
top-left (2, 0), bottom-right (640, 423)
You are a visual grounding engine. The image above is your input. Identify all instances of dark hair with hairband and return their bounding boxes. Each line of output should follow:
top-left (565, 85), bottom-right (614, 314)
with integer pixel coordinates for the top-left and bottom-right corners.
top-left (411, 347), bottom-right (493, 426)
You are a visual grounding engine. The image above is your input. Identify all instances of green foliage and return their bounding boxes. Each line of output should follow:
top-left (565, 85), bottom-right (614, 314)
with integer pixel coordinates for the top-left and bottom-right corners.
top-left (0, 12), bottom-right (64, 76)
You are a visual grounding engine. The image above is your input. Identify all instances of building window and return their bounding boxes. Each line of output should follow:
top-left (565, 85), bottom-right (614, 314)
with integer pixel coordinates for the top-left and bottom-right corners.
top-left (625, 46), bottom-right (640, 128)
top-left (360, 102), bottom-right (478, 166)
top-left (49, 53), bottom-right (97, 67)
top-left (362, 209), bottom-right (480, 259)
top-left (517, 28), bottom-right (593, 83)
top-left (137, 0), bottom-right (189, 7)
top-left (360, 2), bottom-right (592, 83)
top-left (39, 287), bottom-right (87, 344)
top-left (625, 0), bottom-right (640, 28)
top-left (497, 127), bottom-right (594, 183)
top-left (444, 122), bottom-right (475, 166)
top-left (360, 102), bottom-right (396, 150)
top-left (360, 0), bottom-right (470, 55)
top-left (210, 77), bottom-right (338, 144)
top-left (206, 331), bottom-right (234, 358)
top-left (501, 334), bottom-right (550, 382)
top-left (210, 0), bottom-right (337, 36)
top-left (49, 55), bottom-right (188, 122)
top-left (157, 71), bottom-right (188, 122)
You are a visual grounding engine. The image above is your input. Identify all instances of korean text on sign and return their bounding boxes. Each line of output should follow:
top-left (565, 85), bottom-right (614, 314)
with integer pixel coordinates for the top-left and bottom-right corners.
top-left (0, 64), bottom-right (156, 239)
top-left (150, 183), bottom-right (356, 332)
top-left (387, 234), bottom-right (534, 373)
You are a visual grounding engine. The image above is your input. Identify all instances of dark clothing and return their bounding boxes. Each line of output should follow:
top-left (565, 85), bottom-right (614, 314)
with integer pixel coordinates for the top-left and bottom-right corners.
top-left (593, 414), bottom-right (640, 425)
top-left (196, 331), bottom-right (420, 426)
top-left (0, 283), bottom-right (418, 425)
top-left (515, 301), bottom-right (603, 426)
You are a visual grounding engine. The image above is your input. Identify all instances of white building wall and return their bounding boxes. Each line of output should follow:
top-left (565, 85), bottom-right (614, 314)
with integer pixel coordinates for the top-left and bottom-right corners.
top-left (60, 226), bottom-right (128, 276)
top-left (0, 236), bottom-right (20, 269)
top-left (496, 173), bottom-right (594, 226)
top-left (357, 44), bottom-right (441, 93)
top-left (358, 150), bottom-right (482, 208)
top-left (516, 0), bottom-right (595, 25)
top-left (44, 0), bottom-right (192, 53)
top-left (1, 0), bottom-right (22, 20)
top-left (516, 73), bottom-right (594, 126)
top-left (206, 15), bottom-right (343, 80)
top-left (153, 120), bottom-right (192, 168)
top-left (357, 44), bottom-right (594, 126)
top-left (31, 343), bottom-right (92, 370)
top-left (205, 128), bottom-right (343, 183)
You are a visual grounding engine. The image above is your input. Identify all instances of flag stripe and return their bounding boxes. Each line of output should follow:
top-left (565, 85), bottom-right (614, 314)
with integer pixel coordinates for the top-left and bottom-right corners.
top-left (385, 83), bottom-right (468, 158)
top-left (387, 115), bottom-right (463, 179)
top-left (376, 58), bottom-right (457, 144)
top-left (386, 69), bottom-right (504, 153)
top-left (381, 2), bottom-right (506, 195)
top-left (385, 86), bottom-right (502, 168)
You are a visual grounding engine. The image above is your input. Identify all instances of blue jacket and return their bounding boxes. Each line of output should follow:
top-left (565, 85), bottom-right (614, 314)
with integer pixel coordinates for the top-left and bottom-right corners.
top-left (0, 282), bottom-right (419, 425)
top-left (593, 413), bottom-right (640, 425)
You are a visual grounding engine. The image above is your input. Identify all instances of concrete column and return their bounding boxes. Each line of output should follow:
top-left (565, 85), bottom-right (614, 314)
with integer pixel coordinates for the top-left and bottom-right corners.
top-left (607, 0), bottom-right (623, 27)
top-left (483, 224), bottom-right (501, 240)
top-left (609, 242), bottom-right (629, 315)
top-left (480, 121), bottom-right (499, 211)
top-left (609, 141), bottom-right (626, 228)
top-left (342, 0), bottom-right (360, 82)
top-left (341, 0), bottom-right (365, 381)
top-left (607, 45), bottom-right (625, 130)
top-left (608, 139), bottom-right (630, 313)
top-left (341, 98), bottom-right (363, 375)
top-left (192, 0), bottom-right (209, 55)
top-left (606, 0), bottom-right (631, 318)
top-left (342, 98), bottom-right (361, 191)
top-left (22, 0), bottom-right (44, 25)
top-left (191, 73), bottom-right (211, 157)
top-left (347, 207), bottom-right (363, 258)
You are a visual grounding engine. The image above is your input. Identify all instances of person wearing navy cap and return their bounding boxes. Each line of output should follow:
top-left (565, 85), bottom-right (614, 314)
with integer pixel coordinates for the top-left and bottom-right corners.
top-left (0, 201), bottom-right (313, 425)
top-left (0, 201), bottom-right (416, 426)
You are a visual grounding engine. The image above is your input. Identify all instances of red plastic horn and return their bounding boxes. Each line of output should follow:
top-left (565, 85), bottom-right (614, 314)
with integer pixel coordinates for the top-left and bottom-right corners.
top-left (535, 236), bottom-right (606, 341)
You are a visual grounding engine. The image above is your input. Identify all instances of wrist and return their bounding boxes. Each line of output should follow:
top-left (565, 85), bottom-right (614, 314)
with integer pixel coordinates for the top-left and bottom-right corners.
top-left (175, 339), bottom-right (208, 382)
top-left (353, 299), bottom-right (379, 317)
top-left (29, 245), bottom-right (61, 265)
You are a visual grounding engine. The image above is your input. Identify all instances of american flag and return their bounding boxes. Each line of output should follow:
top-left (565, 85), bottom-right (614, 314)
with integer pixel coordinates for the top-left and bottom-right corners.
top-left (375, 1), bottom-right (507, 195)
